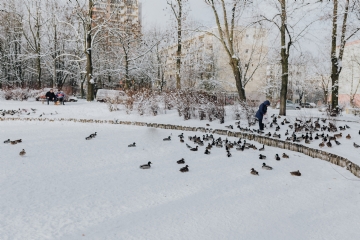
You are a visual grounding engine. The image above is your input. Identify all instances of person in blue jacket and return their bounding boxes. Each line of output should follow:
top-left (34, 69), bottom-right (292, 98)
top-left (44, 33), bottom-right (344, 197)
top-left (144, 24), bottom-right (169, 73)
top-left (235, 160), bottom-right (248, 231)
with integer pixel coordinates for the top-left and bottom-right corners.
top-left (255, 100), bottom-right (270, 131)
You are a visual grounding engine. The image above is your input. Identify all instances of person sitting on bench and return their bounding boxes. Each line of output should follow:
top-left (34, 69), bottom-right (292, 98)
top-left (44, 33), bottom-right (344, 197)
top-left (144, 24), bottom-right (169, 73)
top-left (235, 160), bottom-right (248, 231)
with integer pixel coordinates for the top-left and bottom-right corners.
top-left (45, 89), bottom-right (56, 105)
top-left (56, 90), bottom-right (65, 105)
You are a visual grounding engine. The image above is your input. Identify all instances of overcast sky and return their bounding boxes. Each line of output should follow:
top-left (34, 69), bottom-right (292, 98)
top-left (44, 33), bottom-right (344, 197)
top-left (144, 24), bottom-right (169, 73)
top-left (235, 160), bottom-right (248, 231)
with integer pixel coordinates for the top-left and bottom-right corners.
top-left (141, 0), bottom-right (214, 30)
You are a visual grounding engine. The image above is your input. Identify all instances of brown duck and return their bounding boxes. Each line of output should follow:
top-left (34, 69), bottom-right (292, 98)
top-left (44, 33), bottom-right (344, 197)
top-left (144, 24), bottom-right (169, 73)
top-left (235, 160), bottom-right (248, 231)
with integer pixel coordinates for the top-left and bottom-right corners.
top-left (290, 170), bottom-right (301, 176)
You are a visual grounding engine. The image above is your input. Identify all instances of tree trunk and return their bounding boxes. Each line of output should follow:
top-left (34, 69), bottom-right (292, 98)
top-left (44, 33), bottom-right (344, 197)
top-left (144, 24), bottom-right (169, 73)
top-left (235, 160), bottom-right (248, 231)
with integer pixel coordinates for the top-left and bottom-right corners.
top-left (230, 58), bottom-right (246, 100)
top-left (86, 0), bottom-right (94, 101)
top-left (176, 1), bottom-right (182, 89)
top-left (279, 0), bottom-right (289, 116)
top-left (330, 0), bottom-right (339, 110)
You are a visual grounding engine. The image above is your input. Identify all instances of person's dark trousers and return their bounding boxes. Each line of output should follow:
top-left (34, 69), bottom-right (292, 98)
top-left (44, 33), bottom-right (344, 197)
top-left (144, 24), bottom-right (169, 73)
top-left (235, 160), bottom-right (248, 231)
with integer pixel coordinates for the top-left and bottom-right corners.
top-left (259, 118), bottom-right (264, 131)
top-left (47, 98), bottom-right (54, 105)
top-left (58, 98), bottom-right (65, 105)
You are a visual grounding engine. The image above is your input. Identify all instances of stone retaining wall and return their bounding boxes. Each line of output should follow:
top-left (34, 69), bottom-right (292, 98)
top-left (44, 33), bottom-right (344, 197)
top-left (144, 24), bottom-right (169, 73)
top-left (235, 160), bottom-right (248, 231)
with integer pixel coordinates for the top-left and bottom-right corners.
top-left (1, 117), bottom-right (359, 178)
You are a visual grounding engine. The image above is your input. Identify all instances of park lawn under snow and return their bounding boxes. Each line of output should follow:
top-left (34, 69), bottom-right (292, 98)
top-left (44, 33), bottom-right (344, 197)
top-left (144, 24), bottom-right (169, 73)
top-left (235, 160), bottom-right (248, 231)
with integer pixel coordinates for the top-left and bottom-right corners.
top-left (1, 120), bottom-right (360, 240)
top-left (1, 99), bottom-right (360, 166)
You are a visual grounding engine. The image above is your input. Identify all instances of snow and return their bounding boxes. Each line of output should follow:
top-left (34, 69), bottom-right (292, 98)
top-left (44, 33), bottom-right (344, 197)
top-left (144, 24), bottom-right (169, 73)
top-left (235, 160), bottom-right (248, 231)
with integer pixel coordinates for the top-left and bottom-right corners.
top-left (1, 100), bottom-right (360, 239)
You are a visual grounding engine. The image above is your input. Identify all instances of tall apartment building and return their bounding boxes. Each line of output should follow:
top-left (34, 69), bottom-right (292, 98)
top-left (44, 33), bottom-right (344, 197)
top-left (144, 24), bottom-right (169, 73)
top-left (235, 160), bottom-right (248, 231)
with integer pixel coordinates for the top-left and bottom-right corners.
top-left (161, 27), bottom-right (268, 100)
top-left (338, 39), bottom-right (360, 107)
top-left (93, 0), bottom-right (141, 27)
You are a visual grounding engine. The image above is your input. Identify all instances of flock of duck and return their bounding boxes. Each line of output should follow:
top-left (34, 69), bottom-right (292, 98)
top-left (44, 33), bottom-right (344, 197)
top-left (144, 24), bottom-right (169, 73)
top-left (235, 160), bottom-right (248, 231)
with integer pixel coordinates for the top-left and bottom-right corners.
top-left (132, 132), bottom-right (300, 176)
top-left (0, 108), bottom-right (58, 118)
top-left (135, 114), bottom-right (359, 176)
top-left (3, 138), bottom-right (26, 156)
top-left (225, 114), bottom-right (360, 150)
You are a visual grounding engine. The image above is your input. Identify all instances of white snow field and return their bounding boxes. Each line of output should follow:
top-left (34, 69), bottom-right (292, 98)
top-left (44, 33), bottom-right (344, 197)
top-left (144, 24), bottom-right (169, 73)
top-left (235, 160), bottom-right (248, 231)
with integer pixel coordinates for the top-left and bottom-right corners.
top-left (1, 119), bottom-right (360, 240)
top-left (1, 99), bottom-right (360, 239)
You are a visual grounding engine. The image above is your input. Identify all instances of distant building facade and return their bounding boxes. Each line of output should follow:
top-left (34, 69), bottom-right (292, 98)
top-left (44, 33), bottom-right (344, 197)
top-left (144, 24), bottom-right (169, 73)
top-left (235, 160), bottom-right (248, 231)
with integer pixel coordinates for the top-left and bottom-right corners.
top-left (161, 27), bottom-right (268, 100)
top-left (338, 39), bottom-right (360, 107)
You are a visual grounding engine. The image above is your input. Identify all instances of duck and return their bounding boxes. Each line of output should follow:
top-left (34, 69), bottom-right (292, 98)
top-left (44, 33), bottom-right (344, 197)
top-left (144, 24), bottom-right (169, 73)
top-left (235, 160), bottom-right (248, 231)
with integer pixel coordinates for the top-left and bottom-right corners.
top-left (282, 153), bottom-right (289, 158)
top-left (190, 146), bottom-right (198, 151)
top-left (90, 132), bottom-right (97, 138)
top-left (250, 168), bottom-right (259, 175)
top-left (15, 139), bottom-right (22, 143)
top-left (335, 140), bottom-right (341, 145)
top-left (305, 139), bottom-right (310, 144)
top-left (180, 138), bottom-right (184, 143)
top-left (319, 141), bottom-right (325, 148)
top-left (285, 130), bottom-right (289, 136)
top-left (140, 161), bottom-right (152, 169)
top-left (177, 158), bottom-right (185, 164)
top-left (3, 139), bottom-right (10, 144)
top-left (10, 141), bottom-right (17, 145)
top-left (353, 142), bottom-right (360, 148)
top-left (259, 145), bottom-right (265, 151)
top-left (85, 136), bottom-right (92, 140)
top-left (259, 154), bottom-right (266, 160)
top-left (334, 133), bottom-right (342, 138)
top-left (180, 165), bottom-right (189, 172)
top-left (265, 132), bottom-right (271, 137)
top-left (186, 143), bottom-right (192, 149)
top-left (163, 136), bottom-right (171, 141)
top-left (326, 140), bottom-right (332, 148)
top-left (19, 149), bottom-right (26, 156)
top-left (275, 154), bottom-right (281, 161)
top-left (227, 151), bottom-right (232, 157)
top-left (204, 149), bottom-right (211, 155)
top-left (346, 134), bottom-right (351, 139)
top-left (178, 133), bottom-right (184, 138)
top-left (128, 142), bottom-right (136, 147)
top-left (262, 163), bottom-right (273, 170)
top-left (273, 133), bottom-right (281, 139)
top-left (236, 145), bottom-right (245, 151)
top-left (290, 170), bottom-right (301, 176)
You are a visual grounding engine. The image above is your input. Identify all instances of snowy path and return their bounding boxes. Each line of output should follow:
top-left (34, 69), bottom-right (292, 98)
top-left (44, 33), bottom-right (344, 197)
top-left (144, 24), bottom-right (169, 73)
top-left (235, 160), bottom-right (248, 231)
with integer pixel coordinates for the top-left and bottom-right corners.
top-left (1, 121), bottom-right (360, 240)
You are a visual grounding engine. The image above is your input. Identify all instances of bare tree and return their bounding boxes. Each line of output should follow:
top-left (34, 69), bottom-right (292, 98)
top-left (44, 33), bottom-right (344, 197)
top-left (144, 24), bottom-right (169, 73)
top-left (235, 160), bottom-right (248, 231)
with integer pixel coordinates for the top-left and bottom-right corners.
top-left (167, 0), bottom-right (188, 89)
top-left (329, 0), bottom-right (360, 111)
top-left (203, 0), bottom-right (248, 100)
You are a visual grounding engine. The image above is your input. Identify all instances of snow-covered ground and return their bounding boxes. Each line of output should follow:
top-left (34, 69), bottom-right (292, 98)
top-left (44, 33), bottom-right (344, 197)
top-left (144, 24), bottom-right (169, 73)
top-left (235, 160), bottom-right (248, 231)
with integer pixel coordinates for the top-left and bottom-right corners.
top-left (2, 99), bottom-right (360, 165)
top-left (1, 100), bottom-right (360, 239)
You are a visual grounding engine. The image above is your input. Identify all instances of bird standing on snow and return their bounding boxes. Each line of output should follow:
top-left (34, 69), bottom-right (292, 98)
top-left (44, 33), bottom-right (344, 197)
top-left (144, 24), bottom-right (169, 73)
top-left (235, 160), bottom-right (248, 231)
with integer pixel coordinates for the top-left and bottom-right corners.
top-left (282, 153), bottom-right (289, 158)
top-left (140, 161), bottom-right (152, 169)
top-left (177, 158), bottom-right (185, 164)
top-left (190, 146), bottom-right (198, 151)
top-left (275, 154), bottom-right (281, 161)
top-left (259, 154), bottom-right (266, 160)
top-left (290, 170), bottom-right (301, 176)
top-left (180, 165), bottom-right (189, 172)
top-left (19, 149), bottom-right (26, 156)
top-left (163, 136), bottom-right (171, 141)
top-left (262, 163), bottom-right (273, 170)
top-left (250, 168), bottom-right (259, 175)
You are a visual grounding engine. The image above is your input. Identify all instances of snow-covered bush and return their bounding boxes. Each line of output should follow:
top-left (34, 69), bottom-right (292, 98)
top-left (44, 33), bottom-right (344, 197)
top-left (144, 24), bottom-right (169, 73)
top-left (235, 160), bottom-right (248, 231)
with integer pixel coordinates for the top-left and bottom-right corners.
top-left (2, 88), bottom-right (43, 101)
